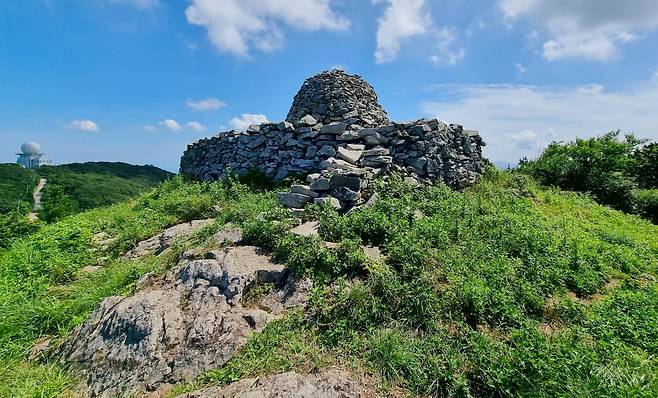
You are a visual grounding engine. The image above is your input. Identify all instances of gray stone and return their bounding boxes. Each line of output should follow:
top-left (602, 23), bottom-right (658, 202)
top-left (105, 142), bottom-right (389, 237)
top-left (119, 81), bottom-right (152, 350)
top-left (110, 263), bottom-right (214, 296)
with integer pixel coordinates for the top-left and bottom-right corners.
top-left (124, 220), bottom-right (215, 259)
top-left (290, 185), bottom-right (320, 198)
top-left (277, 192), bottom-right (312, 209)
top-left (310, 177), bottom-right (331, 191)
top-left (346, 143), bottom-right (365, 151)
top-left (361, 156), bottom-right (393, 167)
top-left (306, 173), bottom-right (321, 184)
top-left (330, 174), bottom-right (363, 191)
top-left (362, 147), bottom-right (390, 157)
top-left (317, 145), bottom-right (336, 157)
top-left (336, 147), bottom-right (363, 165)
top-left (58, 247), bottom-right (311, 398)
top-left (331, 186), bottom-right (361, 203)
top-left (295, 115), bottom-right (317, 127)
top-left (336, 131), bottom-right (360, 141)
top-left (304, 145), bottom-right (318, 159)
top-left (319, 122), bottom-right (347, 135)
top-left (314, 196), bottom-right (342, 210)
top-left (290, 221), bottom-right (320, 237)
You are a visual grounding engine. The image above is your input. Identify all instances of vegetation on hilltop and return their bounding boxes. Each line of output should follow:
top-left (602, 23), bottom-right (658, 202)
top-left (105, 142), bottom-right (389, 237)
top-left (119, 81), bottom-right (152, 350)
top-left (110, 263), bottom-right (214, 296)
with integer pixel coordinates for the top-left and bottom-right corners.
top-left (1, 171), bottom-right (656, 397)
top-left (0, 164), bottom-right (36, 214)
top-left (37, 162), bottom-right (173, 222)
top-left (519, 131), bottom-right (658, 223)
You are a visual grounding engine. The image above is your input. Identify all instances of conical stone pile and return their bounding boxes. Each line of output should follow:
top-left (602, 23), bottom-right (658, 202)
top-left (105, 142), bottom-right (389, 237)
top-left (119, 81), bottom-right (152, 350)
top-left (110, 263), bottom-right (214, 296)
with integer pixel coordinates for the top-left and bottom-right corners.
top-left (180, 70), bottom-right (487, 211)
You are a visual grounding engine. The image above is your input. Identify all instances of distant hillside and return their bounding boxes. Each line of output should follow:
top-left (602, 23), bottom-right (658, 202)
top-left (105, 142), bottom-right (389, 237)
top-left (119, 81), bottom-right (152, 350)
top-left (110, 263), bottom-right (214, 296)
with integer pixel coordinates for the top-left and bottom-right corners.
top-left (37, 162), bottom-right (173, 221)
top-left (0, 164), bottom-right (37, 214)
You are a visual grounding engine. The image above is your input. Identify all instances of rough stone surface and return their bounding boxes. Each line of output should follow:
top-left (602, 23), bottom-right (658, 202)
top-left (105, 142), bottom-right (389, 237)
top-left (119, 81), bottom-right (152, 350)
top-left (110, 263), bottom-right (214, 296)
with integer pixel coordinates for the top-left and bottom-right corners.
top-left (290, 221), bottom-right (320, 237)
top-left (180, 369), bottom-right (378, 398)
top-left (58, 246), bottom-right (311, 398)
top-left (277, 192), bottom-right (313, 209)
top-left (124, 220), bottom-right (214, 259)
top-left (286, 70), bottom-right (389, 128)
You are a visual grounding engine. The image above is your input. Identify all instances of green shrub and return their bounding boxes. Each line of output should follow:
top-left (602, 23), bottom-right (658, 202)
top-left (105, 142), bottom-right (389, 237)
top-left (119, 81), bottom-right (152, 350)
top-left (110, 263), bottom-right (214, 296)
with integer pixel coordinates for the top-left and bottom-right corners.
top-left (518, 131), bottom-right (658, 222)
top-left (635, 189), bottom-right (658, 224)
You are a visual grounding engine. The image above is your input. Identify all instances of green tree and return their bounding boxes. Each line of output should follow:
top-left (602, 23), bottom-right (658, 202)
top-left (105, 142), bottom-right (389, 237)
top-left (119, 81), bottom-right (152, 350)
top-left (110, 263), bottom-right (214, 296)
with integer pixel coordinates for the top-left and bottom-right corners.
top-left (38, 184), bottom-right (78, 223)
top-left (633, 142), bottom-right (658, 189)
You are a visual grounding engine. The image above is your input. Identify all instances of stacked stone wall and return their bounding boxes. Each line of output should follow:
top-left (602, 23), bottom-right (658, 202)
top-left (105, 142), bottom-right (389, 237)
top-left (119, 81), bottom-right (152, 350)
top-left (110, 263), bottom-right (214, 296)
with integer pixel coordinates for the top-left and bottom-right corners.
top-left (180, 117), bottom-right (485, 189)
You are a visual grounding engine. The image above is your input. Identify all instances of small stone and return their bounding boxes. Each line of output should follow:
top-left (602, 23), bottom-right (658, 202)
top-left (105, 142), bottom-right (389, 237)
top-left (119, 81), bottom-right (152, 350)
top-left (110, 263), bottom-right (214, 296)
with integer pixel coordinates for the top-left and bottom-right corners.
top-left (361, 155), bottom-right (393, 167)
top-left (331, 186), bottom-right (361, 203)
top-left (346, 143), bottom-right (365, 151)
top-left (319, 122), bottom-right (347, 135)
top-left (277, 121), bottom-right (294, 131)
top-left (362, 147), bottom-right (390, 156)
top-left (314, 196), bottom-right (341, 210)
top-left (336, 132), bottom-right (360, 141)
top-left (330, 174), bottom-right (363, 191)
top-left (363, 246), bottom-right (384, 261)
top-left (290, 185), bottom-right (319, 198)
top-left (295, 115), bottom-right (317, 127)
top-left (310, 177), bottom-right (331, 191)
top-left (277, 192), bottom-right (312, 208)
top-left (290, 221), bottom-right (320, 237)
top-left (306, 173), bottom-right (321, 183)
top-left (317, 145), bottom-right (336, 157)
top-left (304, 145), bottom-right (318, 159)
top-left (336, 147), bottom-right (363, 165)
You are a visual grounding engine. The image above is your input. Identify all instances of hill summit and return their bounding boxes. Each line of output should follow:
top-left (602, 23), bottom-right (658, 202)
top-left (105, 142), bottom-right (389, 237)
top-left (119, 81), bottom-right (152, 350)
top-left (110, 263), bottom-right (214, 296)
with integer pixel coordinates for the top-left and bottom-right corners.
top-left (181, 70), bottom-right (486, 210)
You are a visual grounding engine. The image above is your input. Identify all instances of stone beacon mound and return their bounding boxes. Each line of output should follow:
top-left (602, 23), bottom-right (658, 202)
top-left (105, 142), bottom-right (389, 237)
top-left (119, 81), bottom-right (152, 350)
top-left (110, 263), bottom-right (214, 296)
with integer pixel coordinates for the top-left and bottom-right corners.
top-left (180, 70), bottom-right (487, 210)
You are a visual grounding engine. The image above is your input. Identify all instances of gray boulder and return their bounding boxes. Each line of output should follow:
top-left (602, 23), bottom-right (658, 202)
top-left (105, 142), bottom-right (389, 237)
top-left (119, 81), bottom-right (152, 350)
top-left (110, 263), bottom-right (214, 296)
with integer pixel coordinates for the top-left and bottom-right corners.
top-left (58, 246), bottom-right (311, 398)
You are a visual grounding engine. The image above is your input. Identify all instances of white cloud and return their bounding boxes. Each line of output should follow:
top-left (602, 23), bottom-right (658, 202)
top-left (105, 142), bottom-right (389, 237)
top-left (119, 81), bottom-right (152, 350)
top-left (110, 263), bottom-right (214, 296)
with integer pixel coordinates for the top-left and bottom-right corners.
top-left (159, 119), bottom-right (181, 131)
top-left (185, 0), bottom-right (349, 57)
top-left (515, 62), bottom-right (526, 73)
top-left (429, 27), bottom-right (465, 67)
top-left (67, 119), bottom-right (100, 132)
top-left (186, 98), bottom-right (227, 111)
top-left (421, 81), bottom-right (658, 163)
top-left (186, 121), bottom-right (207, 132)
top-left (499, 0), bottom-right (658, 61)
top-left (144, 125), bottom-right (158, 132)
top-left (373, 0), bottom-right (432, 63)
top-left (106, 0), bottom-right (158, 9)
top-left (372, 1), bottom-right (464, 66)
top-left (229, 114), bottom-right (269, 130)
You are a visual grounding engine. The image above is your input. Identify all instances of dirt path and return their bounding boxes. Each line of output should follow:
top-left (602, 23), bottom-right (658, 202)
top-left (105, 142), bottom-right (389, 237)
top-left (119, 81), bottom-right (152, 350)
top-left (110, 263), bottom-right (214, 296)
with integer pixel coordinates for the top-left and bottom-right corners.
top-left (28, 178), bottom-right (46, 222)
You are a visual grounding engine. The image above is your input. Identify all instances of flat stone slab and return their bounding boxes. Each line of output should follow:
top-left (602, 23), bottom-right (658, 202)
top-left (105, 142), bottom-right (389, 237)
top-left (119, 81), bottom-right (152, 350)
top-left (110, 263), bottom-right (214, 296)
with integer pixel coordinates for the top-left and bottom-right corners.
top-left (363, 246), bottom-right (384, 261)
top-left (290, 221), bottom-right (320, 237)
top-left (336, 147), bottom-right (363, 165)
top-left (277, 192), bottom-right (313, 209)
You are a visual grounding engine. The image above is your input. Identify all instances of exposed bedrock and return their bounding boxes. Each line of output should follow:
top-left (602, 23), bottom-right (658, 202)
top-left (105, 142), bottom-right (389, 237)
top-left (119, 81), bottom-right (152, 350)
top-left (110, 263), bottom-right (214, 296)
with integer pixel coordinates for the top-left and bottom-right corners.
top-left (58, 245), bottom-right (311, 397)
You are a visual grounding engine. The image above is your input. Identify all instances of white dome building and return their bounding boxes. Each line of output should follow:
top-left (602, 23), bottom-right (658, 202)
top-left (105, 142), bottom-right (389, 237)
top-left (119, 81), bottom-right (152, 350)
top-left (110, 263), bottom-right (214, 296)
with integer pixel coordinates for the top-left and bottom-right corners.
top-left (17, 141), bottom-right (52, 169)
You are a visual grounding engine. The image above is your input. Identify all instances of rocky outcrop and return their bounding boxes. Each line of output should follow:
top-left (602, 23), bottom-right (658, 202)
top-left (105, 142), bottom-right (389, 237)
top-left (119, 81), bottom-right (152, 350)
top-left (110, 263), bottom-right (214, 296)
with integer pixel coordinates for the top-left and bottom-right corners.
top-left (59, 245), bottom-right (311, 398)
top-left (124, 219), bottom-right (214, 259)
top-left (180, 369), bottom-right (379, 398)
top-left (179, 70), bottom-right (486, 201)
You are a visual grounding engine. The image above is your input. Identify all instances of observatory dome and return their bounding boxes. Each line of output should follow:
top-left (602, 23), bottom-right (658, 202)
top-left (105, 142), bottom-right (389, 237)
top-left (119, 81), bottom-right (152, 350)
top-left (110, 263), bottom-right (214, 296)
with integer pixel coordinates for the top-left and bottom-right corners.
top-left (21, 142), bottom-right (41, 155)
top-left (286, 70), bottom-right (389, 128)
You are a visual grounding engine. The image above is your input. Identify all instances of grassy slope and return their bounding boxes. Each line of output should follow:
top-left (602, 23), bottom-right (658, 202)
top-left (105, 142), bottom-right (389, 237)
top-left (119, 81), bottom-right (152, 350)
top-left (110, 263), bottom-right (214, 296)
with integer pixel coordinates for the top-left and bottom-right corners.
top-left (0, 164), bottom-right (36, 214)
top-left (1, 171), bottom-right (657, 397)
top-left (38, 162), bottom-right (173, 212)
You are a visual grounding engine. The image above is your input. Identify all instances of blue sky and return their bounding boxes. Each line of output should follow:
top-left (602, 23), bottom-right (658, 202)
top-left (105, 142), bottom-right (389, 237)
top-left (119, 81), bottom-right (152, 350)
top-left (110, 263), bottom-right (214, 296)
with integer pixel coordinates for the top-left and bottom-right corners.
top-left (2, 0), bottom-right (658, 172)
